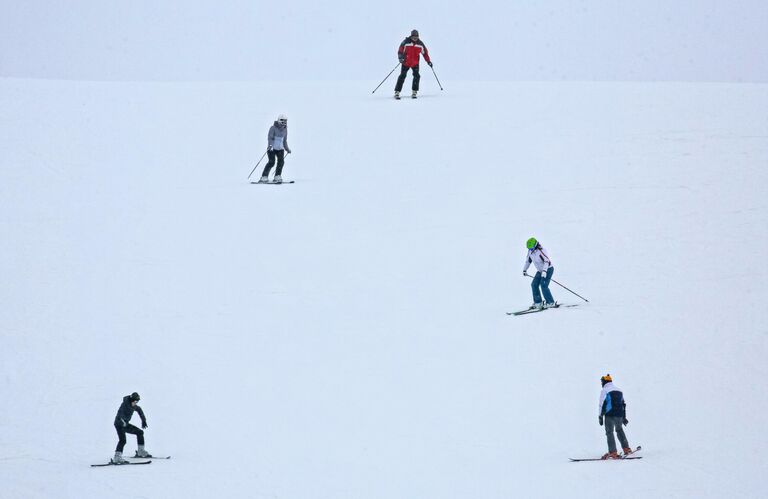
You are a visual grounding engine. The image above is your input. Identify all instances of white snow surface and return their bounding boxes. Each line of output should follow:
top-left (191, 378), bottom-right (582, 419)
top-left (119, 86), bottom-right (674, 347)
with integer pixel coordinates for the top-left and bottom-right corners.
top-left (3, 1), bottom-right (768, 82)
top-left (1, 78), bottom-right (767, 498)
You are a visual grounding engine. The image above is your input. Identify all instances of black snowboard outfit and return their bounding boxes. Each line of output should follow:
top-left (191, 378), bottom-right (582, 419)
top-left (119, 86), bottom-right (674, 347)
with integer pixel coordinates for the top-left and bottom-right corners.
top-left (114, 395), bottom-right (147, 452)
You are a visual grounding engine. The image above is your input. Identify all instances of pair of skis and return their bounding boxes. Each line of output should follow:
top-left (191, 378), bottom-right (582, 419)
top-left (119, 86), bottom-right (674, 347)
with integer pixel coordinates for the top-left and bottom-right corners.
top-left (250, 180), bottom-right (295, 185)
top-left (506, 303), bottom-right (579, 316)
top-left (569, 446), bottom-right (642, 462)
top-left (90, 454), bottom-right (171, 467)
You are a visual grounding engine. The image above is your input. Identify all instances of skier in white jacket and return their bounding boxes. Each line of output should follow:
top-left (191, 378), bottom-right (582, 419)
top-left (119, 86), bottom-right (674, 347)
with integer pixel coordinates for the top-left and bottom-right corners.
top-left (522, 237), bottom-right (556, 309)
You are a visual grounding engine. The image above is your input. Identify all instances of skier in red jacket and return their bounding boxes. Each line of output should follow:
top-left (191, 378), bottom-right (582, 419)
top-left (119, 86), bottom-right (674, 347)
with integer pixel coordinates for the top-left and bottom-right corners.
top-left (394, 29), bottom-right (432, 99)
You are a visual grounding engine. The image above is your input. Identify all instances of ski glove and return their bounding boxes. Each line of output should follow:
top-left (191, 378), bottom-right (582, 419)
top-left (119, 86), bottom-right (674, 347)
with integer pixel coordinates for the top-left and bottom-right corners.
top-left (622, 418), bottom-right (628, 426)
top-left (398, 57), bottom-right (405, 63)
top-left (598, 416), bottom-right (604, 426)
top-left (427, 61), bottom-right (433, 67)
top-left (141, 420), bottom-right (148, 429)
top-left (541, 270), bottom-right (547, 277)
top-left (267, 145), bottom-right (273, 151)
top-left (286, 147), bottom-right (291, 154)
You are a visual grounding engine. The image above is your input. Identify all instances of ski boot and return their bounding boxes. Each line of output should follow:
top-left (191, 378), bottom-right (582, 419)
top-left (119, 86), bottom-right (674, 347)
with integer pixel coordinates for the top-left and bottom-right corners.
top-left (543, 301), bottom-right (557, 309)
top-left (273, 175), bottom-right (282, 184)
top-left (622, 447), bottom-right (634, 456)
top-left (411, 90), bottom-right (418, 99)
top-left (257, 175), bottom-right (268, 183)
top-left (394, 91), bottom-right (401, 100)
top-left (111, 451), bottom-right (129, 464)
top-left (135, 445), bottom-right (153, 458)
top-left (601, 451), bottom-right (620, 460)
top-left (528, 302), bottom-right (544, 310)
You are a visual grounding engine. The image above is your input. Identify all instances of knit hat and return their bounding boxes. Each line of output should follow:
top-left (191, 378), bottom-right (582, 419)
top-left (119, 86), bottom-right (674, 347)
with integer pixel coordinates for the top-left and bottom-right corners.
top-left (410, 29), bottom-right (419, 37)
top-left (601, 374), bottom-right (612, 386)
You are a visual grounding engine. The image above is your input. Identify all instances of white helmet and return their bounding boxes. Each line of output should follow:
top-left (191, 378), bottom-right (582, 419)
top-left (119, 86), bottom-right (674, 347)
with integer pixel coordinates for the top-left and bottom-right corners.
top-left (277, 114), bottom-right (288, 125)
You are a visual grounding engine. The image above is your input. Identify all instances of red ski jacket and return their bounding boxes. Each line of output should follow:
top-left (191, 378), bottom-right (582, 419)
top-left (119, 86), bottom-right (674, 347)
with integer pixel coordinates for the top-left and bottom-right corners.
top-left (398, 38), bottom-right (431, 68)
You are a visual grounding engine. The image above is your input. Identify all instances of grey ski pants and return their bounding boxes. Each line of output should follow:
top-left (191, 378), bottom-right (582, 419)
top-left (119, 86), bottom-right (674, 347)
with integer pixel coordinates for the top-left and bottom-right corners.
top-left (604, 416), bottom-right (629, 453)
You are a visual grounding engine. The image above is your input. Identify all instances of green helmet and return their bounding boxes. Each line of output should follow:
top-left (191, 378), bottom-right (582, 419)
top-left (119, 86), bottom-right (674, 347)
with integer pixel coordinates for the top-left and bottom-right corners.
top-left (526, 237), bottom-right (537, 250)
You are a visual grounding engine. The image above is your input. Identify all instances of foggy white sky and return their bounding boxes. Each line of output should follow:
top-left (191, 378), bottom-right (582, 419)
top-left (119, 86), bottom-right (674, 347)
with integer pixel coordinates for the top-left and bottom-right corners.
top-left (1, 0), bottom-right (765, 82)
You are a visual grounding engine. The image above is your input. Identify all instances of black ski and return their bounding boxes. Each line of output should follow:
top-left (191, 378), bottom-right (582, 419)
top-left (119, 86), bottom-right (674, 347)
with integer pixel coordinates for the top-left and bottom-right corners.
top-left (569, 446), bottom-right (642, 462)
top-left (91, 461), bottom-right (152, 467)
top-left (507, 307), bottom-right (551, 316)
top-left (250, 181), bottom-right (295, 185)
top-left (569, 456), bottom-right (642, 462)
top-left (132, 454), bottom-right (171, 459)
top-left (507, 303), bottom-right (578, 316)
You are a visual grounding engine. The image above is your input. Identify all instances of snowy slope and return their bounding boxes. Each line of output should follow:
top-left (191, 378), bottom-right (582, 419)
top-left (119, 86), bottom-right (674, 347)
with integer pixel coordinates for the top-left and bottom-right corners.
top-left (3, 1), bottom-right (767, 82)
top-left (1, 78), bottom-right (767, 498)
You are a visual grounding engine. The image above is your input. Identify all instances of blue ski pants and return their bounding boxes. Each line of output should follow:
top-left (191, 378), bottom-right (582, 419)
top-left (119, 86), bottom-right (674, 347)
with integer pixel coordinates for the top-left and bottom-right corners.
top-left (531, 267), bottom-right (555, 304)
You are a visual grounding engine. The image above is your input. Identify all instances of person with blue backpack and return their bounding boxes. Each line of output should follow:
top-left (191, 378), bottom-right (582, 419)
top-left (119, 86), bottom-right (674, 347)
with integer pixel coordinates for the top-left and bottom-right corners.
top-left (598, 374), bottom-right (634, 459)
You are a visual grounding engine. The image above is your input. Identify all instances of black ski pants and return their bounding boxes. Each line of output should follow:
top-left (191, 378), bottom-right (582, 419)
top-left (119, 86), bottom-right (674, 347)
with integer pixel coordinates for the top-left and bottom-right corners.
top-left (262, 149), bottom-right (285, 177)
top-left (115, 423), bottom-right (144, 452)
top-left (395, 64), bottom-right (421, 92)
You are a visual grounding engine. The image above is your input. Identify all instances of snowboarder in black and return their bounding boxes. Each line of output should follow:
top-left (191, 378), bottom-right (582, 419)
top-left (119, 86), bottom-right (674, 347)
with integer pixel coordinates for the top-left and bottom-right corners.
top-left (598, 375), bottom-right (633, 459)
top-left (111, 392), bottom-right (151, 464)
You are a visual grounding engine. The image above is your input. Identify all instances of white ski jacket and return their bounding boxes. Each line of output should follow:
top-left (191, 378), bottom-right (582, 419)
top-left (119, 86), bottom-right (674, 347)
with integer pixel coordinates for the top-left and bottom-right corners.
top-left (523, 245), bottom-right (553, 275)
top-left (598, 381), bottom-right (626, 417)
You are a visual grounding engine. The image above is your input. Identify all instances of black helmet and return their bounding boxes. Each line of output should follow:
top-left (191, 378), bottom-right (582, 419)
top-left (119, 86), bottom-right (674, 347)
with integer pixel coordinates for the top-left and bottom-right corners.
top-left (410, 29), bottom-right (419, 37)
top-left (130, 392), bottom-right (141, 402)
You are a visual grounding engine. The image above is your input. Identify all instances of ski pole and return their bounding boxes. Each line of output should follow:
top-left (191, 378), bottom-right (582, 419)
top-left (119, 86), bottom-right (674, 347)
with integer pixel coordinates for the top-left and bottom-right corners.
top-left (372, 63), bottom-right (401, 94)
top-left (525, 273), bottom-right (589, 303)
top-left (247, 150), bottom-right (268, 180)
top-left (429, 64), bottom-right (444, 91)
